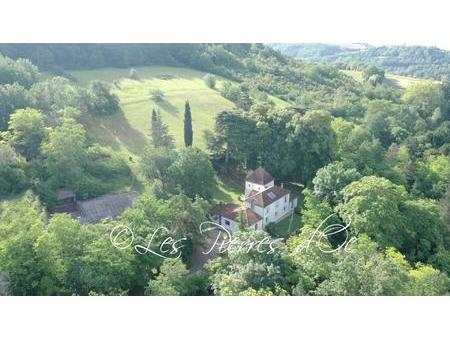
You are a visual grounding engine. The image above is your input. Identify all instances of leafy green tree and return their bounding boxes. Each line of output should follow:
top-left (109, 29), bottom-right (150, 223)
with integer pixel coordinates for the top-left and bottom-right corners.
top-left (288, 110), bottom-right (337, 184)
top-left (146, 258), bottom-right (189, 296)
top-left (41, 115), bottom-right (86, 189)
top-left (48, 214), bottom-right (96, 294)
top-left (140, 146), bottom-right (176, 188)
top-left (122, 191), bottom-right (210, 273)
top-left (312, 161), bottom-right (361, 205)
top-left (84, 81), bottom-right (119, 116)
top-left (184, 100), bottom-right (193, 147)
top-left (315, 236), bottom-right (412, 296)
top-left (301, 189), bottom-right (337, 228)
top-left (403, 81), bottom-right (445, 119)
top-left (0, 192), bottom-right (65, 295)
top-left (209, 260), bottom-right (287, 296)
top-left (0, 143), bottom-right (27, 195)
top-left (429, 248), bottom-right (450, 276)
top-left (402, 199), bottom-right (448, 262)
top-left (79, 222), bottom-right (137, 295)
top-left (0, 54), bottom-right (40, 88)
top-left (167, 147), bottom-right (215, 199)
top-left (29, 77), bottom-right (84, 121)
top-left (364, 99), bottom-right (399, 148)
top-left (0, 83), bottom-right (29, 130)
top-left (362, 65), bottom-right (385, 86)
top-left (353, 139), bottom-right (392, 178)
top-left (408, 263), bottom-right (450, 296)
top-left (287, 225), bottom-right (336, 295)
top-left (7, 108), bottom-right (45, 159)
top-left (212, 110), bottom-right (258, 166)
top-left (206, 230), bottom-right (291, 295)
top-left (337, 176), bottom-right (408, 248)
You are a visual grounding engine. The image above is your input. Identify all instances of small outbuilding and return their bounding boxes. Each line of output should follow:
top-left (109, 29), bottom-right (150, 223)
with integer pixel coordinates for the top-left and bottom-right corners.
top-left (54, 190), bottom-right (77, 212)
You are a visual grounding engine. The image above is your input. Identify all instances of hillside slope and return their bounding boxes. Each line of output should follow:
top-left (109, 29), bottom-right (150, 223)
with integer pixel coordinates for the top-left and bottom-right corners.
top-left (70, 66), bottom-right (235, 152)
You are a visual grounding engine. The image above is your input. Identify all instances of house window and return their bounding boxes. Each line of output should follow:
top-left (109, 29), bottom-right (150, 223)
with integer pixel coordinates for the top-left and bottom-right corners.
top-left (275, 211), bottom-right (278, 216)
top-left (285, 196), bottom-right (287, 202)
top-left (284, 206), bottom-right (286, 211)
top-left (265, 217), bottom-right (268, 223)
top-left (225, 220), bottom-right (230, 226)
top-left (254, 224), bottom-right (257, 230)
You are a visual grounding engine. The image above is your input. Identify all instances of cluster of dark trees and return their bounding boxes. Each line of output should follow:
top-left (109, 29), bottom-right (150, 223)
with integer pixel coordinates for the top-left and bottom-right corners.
top-left (0, 44), bottom-right (449, 296)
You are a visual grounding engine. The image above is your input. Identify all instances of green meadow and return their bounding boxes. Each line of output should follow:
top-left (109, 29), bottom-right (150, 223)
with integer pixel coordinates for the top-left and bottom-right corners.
top-left (70, 66), bottom-right (236, 153)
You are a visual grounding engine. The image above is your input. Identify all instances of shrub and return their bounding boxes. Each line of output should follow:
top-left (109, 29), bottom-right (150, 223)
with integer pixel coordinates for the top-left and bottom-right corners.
top-left (149, 88), bottom-right (165, 101)
top-left (203, 74), bottom-right (216, 89)
top-left (85, 145), bottom-right (130, 179)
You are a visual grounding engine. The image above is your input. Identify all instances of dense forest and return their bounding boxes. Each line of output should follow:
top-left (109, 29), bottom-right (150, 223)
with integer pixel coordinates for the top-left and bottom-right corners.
top-left (270, 43), bottom-right (450, 81)
top-left (0, 44), bottom-right (449, 296)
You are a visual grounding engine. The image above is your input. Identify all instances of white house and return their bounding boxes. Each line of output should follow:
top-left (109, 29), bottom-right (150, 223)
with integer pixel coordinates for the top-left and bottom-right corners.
top-left (212, 167), bottom-right (298, 231)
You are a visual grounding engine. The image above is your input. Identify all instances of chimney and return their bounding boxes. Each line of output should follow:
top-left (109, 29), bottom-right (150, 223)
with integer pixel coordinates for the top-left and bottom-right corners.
top-left (281, 182), bottom-right (284, 189)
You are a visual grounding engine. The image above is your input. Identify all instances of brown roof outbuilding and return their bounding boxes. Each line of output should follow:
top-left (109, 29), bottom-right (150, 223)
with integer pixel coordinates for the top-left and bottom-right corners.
top-left (213, 203), bottom-right (262, 225)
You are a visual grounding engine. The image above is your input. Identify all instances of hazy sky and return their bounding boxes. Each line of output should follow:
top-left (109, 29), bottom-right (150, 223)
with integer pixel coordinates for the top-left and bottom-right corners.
top-left (2, 0), bottom-right (449, 51)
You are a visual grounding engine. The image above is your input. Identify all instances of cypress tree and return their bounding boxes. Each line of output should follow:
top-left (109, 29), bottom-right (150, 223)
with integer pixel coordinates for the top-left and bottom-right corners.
top-left (151, 108), bottom-right (173, 149)
top-left (184, 100), bottom-right (193, 147)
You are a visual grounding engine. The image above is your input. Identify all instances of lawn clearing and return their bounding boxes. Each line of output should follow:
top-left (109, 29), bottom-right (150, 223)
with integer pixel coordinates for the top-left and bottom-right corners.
top-left (269, 212), bottom-right (302, 238)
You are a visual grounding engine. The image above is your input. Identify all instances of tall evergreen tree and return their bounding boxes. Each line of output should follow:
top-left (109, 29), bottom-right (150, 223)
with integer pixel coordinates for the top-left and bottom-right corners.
top-left (184, 100), bottom-right (193, 147)
top-left (151, 108), bottom-right (173, 148)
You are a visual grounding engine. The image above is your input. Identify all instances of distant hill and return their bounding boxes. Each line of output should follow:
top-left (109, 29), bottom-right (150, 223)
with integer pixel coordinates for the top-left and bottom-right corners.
top-left (270, 44), bottom-right (450, 81)
top-left (269, 43), bottom-right (371, 60)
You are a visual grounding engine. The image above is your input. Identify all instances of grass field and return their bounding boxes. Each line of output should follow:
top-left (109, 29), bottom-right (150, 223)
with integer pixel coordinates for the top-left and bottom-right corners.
top-left (71, 66), bottom-right (236, 153)
top-left (341, 70), bottom-right (424, 89)
top-left (267, 212), bottom-right (302, 238)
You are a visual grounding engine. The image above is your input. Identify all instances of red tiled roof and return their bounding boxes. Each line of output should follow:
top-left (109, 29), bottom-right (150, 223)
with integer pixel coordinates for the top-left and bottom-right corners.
top-left (246, 185), bottom-right (290, 208)
top-left (212, 203), bottom-right (262, 225)
top-left (246, 167), bottom-right (274, 185)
